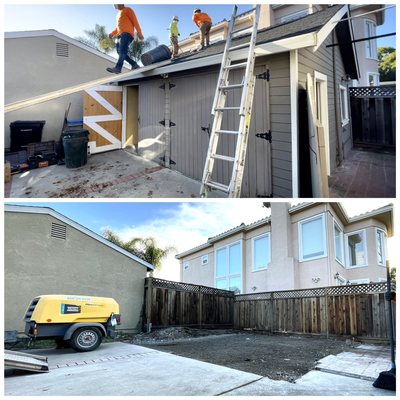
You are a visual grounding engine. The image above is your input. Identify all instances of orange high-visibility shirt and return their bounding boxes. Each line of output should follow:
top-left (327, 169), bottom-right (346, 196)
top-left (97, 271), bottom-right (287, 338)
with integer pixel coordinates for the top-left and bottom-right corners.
top-left (111, 7), bottom-right (143, 38)
top-left (192, 12), bottom-right (212, 28)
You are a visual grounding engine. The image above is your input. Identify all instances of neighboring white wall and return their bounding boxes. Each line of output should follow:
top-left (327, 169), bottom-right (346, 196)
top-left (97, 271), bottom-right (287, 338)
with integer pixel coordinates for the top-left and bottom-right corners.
top-left (4, 32), bottom-right (121, 148)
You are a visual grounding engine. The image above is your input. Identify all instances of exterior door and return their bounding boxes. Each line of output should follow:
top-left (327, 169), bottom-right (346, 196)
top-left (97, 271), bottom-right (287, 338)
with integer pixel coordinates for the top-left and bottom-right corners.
top-left (83, 85), bottom-right (123, 154)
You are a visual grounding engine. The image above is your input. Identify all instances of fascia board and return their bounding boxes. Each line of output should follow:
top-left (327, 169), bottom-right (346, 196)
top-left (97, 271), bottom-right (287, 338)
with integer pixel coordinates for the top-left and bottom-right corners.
top-left (314, 5), bottom-right (348, 51)
top-left (5, 205), bottom-right (155, 270)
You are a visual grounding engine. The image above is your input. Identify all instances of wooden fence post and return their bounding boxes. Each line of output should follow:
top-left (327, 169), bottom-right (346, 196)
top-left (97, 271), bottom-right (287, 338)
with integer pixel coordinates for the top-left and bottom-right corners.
top-left (325, 287), bottom-right (329, 339)
top-left (198, 286), bottom-right (203, 328)
top-left (145, 277), bottom-right (153, 333)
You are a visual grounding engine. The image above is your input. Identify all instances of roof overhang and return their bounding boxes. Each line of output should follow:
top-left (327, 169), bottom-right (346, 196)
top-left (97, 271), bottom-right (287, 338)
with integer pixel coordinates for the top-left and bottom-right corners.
top-left (5, 205), bottom-right (155, 271)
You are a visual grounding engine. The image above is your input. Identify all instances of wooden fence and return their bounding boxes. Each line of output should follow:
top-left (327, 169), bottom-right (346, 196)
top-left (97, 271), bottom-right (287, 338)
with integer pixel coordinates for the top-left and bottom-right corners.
top-left (143, 279), bottom-right (395, 340)
top-left (349, 85), bottom-right (396, 151)
top-left (143, 278), bottom-right (235, 331)
top-left (235, 283), bottom-right (396, 339)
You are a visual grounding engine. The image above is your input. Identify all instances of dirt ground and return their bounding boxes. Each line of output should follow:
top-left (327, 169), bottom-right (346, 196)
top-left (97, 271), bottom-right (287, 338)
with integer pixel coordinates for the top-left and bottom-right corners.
top-left (129, 328), bottom-right (350, 382)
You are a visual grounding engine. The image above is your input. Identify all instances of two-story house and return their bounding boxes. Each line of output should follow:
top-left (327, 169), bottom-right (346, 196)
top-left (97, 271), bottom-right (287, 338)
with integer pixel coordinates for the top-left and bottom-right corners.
top-left (176, 202), bottom-right (393, 294)
top-left (178, 4), bottom-right (385, 86)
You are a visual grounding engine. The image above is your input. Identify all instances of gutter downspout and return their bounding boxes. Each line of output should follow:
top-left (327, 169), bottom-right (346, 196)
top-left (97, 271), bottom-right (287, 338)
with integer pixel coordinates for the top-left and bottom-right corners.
top-left (290, 50), bottom-right (299, 197)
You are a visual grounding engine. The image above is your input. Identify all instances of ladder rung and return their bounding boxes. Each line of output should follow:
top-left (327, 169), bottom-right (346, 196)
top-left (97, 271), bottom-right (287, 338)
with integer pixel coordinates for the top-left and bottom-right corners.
top-left (205, 180), bottom-right (229, 192)
top-left (228, 42), bottom-right (250, 51)
top-left (211, 154), bottom-right (235, 162)
top-left (214, 106), bottom-right (240, 111)
top-left (224, 62), bottom-right (247, 70)
top-left (215, 129), bottom-right (239, 135)
top-left (219, 83), bottom-right (244, 90)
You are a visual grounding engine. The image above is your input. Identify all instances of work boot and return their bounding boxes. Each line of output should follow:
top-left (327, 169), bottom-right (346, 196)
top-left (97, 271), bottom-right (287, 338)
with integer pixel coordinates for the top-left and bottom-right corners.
top-left (106, 67), bottom-right (121, 74)
top-left (130, 63), bottom-right (140, 70)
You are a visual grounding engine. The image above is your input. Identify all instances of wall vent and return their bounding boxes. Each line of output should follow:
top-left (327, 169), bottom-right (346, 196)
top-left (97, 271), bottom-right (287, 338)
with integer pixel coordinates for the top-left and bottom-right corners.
top-left (51, 223), bottom-right (67, 240)
top-left (56, 42), bottom-right (69, 57)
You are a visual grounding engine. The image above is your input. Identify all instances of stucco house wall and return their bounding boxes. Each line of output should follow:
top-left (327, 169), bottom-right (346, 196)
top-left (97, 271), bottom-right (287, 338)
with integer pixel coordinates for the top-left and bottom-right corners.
top-left (4, 208), bottom-right (150, 333)
top-left (179, 203), bottom-right (392, 294)
top-left (4, 31), bottom-right (122, 149)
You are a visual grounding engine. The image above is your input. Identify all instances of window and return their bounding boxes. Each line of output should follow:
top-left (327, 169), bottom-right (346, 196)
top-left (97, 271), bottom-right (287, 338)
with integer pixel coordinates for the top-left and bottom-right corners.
top-left (252, 233), bottom-right (271, 272)
top-left (215, 242), bottom-right (242, 293)
top-left (334, 221), bottom-right (344, 265)
top-left (281, 9), bottom-right (309, 23)
top-left (365, 20), bottom-right (377, 59)
top-left (339, 85), bottom-right (349, 126)
top-left (201, 254), bottom-right (209, 265)
top-left (345, 230), bottom-right (367, 267)
top-left (368, 72), bottom-right (380, 86)
top-left (183, 262), bottom-right (189, 271)
top-left (298, 214), bottom-right (327, 261)
top-left (376, 229), bottom-right (386, 266)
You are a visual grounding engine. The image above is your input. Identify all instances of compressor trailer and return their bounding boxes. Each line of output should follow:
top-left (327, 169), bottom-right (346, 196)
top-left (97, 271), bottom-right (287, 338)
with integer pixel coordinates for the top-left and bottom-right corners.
top-left (24, 295), bottom-right (120, 352)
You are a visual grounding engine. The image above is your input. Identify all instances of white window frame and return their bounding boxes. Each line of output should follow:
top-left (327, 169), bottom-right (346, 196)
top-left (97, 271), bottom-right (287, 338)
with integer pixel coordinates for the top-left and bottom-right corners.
top-left (252, 233), bottom-right (271, 272)
top-left (367, 72), bottom-right (380, 87)
top-left (339, 84), bottom-right (349, 126)
top-left (333, 219), bottom-right (345, 266)
top-left (376, 228), bottom-right (387, 266)
top-left (214, 240), bottom-right (242, 293)
top-left (345, 229), bottom-right (368, 268)
top-left (183, 262), bottom-right (189, 271)
top-left (201, 254), bottom-right (209, 266)
top-left (281, 9), bottom-right (309, 23)
top-left (364, 19), bottom-right (377, 60)
top-left (298, 213), bottom-right (327, 262)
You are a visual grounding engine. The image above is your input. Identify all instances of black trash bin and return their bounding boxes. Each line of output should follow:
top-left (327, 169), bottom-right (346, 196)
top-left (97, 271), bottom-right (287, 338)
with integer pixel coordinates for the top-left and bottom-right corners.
top-left (10, 120), bottom-right (46, 152)
top-left (62, 129), bottom-right (89, 168)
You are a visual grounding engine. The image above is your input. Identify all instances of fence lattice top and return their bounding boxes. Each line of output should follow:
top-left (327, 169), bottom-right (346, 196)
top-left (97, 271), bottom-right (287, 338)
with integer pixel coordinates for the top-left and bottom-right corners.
top-left (349, 86), bottom-right (396, 98)
top-left (236, 282), bottom-right (394, 301)
top-left (147, 277), bottom-right (234, 297)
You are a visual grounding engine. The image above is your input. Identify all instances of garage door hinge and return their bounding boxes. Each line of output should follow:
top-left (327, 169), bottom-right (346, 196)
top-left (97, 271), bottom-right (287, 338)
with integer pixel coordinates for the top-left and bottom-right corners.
top-left (256, 130), bottom-right (272, 143)
top-left (159, 120), bottom-right (176, 127)
top-left (159, 156), bottom-right (176, 165)
top-left (256, 69), bottom-right (270, 81)
top-left (159, 83), bottom-right (176, 90)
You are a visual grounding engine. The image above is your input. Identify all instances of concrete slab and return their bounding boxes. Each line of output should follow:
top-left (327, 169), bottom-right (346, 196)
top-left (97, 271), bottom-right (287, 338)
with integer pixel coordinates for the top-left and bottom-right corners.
top-left (4, 343), bottom-right (262, 396)
top-left (7, 149), bottom-right (226, 198)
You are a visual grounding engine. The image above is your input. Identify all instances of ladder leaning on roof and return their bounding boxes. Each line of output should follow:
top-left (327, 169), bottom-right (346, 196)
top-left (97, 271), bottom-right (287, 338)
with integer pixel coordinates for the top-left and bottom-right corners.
top-left (200, 5), bottom-right (261, 198)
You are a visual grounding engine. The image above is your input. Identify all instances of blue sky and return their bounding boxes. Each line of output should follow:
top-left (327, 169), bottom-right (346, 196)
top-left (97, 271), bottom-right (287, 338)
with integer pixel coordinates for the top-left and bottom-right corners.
top-left (4, 4), bottom-right (396, 49)
top-left (5, 200), bottom-right (395, 281)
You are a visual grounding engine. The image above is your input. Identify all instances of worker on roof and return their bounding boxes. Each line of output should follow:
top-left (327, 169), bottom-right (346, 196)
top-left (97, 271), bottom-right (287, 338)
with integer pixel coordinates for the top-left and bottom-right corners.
top-left (107, 4), bottom-right (144, 74)
top-left (192, 8), bottom-right (212, 50)
top-left (169, 16), bottom-right (180, 58)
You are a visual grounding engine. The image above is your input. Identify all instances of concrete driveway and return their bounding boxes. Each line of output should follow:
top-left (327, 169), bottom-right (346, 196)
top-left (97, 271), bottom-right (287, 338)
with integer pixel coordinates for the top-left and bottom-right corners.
top-left (6, 149), bottom-right (226, 198)
top-left (4, 342), bottom-right (394, 396)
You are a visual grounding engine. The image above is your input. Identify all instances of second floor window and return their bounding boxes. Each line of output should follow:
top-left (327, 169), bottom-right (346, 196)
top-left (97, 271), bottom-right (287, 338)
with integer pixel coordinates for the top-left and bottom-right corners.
top-left (334, 221), bottom-right (344, 265)
top-left (345, 230), bottom-right (367, 267)
top-left (252, 233), bottom-right (271, 271)
top-left (298, 214), bottom-right (327, 261)
top-left (365, 20), bottom-right (377, 59)
top-left (376, 229), bottom-right (386, 266)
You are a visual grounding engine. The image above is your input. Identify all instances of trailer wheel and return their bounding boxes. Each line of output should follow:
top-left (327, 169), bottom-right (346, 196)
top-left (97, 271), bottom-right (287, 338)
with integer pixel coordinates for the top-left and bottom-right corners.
top-left (70, 327), bottom-right (102, 352)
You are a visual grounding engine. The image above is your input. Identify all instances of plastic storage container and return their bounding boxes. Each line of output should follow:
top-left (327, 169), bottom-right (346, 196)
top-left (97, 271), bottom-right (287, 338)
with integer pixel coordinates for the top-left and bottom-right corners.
top-left (141, 45), bottom-right (172, 66)
top-left (10, 120), bottom-right (45, 152)
top-left (62, 129), bottom-right (89, 168)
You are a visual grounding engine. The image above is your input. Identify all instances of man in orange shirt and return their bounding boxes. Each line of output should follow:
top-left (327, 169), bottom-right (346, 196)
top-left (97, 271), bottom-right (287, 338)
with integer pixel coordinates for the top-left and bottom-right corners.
top-left (107, 4), bottom-right (144, 74)
top-left (192, 8), bottom-right (212, 50)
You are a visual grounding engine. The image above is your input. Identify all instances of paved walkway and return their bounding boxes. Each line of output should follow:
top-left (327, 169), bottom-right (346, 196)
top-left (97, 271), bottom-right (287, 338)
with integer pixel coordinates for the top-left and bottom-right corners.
top-left (4, 342), bottom-right (395, 396)
top-left (329, 148), bottom-right (396, 198)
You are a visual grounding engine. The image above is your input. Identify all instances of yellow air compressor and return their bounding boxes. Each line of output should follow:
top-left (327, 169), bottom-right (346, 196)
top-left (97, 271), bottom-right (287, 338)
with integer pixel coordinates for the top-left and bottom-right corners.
top-left (24, 295), bottom-right (120, 352)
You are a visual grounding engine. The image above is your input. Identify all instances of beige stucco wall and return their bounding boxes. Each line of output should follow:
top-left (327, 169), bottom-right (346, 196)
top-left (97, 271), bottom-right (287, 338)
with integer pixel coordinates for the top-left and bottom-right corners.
top-left (4, 34), bottom-right (121, 148)
top-left (179, 203), bottom-right (388, 294)
top-left (5, 211), bottom-right (147, 333)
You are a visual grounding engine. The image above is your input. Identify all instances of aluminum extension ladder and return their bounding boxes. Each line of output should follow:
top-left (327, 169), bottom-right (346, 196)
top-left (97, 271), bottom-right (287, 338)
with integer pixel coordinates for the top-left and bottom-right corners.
top-left (200, 5), bottom-right (261, 198)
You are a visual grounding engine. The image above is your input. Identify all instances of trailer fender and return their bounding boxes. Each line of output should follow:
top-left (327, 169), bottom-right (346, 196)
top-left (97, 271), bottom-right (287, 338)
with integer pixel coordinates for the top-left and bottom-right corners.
top-left (63, 323), bottom-right (106, 340)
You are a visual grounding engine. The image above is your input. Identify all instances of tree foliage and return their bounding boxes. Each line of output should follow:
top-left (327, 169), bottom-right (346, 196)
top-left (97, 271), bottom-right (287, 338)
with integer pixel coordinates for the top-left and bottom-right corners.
top-left (76, 24), bottom-right (159, 62)
top-left (103, 229), bottom-right (176, 270)
top-left (378, 47), bottom-right (396, 82)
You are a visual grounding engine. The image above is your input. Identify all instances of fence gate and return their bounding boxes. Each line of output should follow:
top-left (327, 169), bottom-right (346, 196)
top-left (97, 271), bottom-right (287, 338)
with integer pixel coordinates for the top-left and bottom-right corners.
top-left (349, 85), bottom-right (396, 152)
